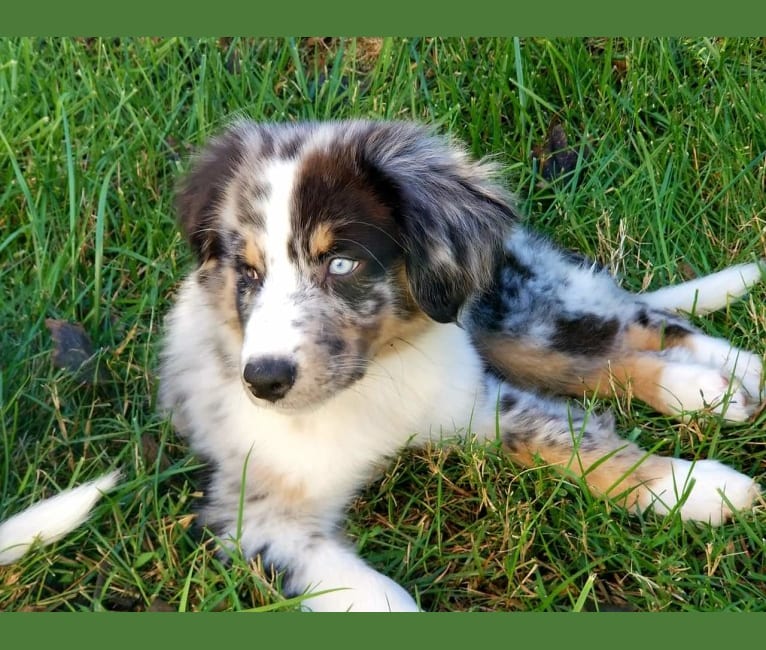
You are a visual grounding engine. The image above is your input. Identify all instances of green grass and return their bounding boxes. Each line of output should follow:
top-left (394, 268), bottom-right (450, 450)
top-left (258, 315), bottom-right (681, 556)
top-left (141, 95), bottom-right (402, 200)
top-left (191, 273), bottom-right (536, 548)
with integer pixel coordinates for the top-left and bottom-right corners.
top-left (1, 37), bottom-right (765, 612)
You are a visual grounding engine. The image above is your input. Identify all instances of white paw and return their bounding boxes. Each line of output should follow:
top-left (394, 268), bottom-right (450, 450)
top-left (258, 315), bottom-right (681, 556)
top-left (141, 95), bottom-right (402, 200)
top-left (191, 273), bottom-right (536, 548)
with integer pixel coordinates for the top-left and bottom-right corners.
top-left (659, 363), bottom-right (757, 422)
top-left (688, 335), bottom-right (764, 403)
top-left (299, 570), bottom-right (420, 612)
top-left (644, 458), bottom-right (760, 525)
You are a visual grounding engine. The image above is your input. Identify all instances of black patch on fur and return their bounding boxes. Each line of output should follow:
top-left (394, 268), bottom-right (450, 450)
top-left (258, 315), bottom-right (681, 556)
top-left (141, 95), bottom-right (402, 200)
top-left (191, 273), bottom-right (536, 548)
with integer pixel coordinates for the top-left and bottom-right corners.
top-left (662, 322), bottom-right (693, 342)
top-left (395, 189), bottom-right (513, 324)
top-left (499, 393), bottom-right (518, 414)
top-left (561, 248), bottom-right (605, 272)
top-left (468, 250), bottom-right (535, 332)
top-left (469, 280), bottom-right (506, 332)
top-left (291, 144), bottom-right (410, 319)
top-left (277, 132), bottom-right (306, 159)
top-left (504, 252), bottom-right (534, 280)
top-left (636, 309), bottom-right (650, 327)
top-left (634, 310), bottom-right (694, 344)
top-left (176, 128), bottom-right (247, 263)
top-left (551, 314), bottom-right (619, 356)
top-left (255, 128), bottom-right (275, 158)
top-left (292, 146), bottom-right (404, 270)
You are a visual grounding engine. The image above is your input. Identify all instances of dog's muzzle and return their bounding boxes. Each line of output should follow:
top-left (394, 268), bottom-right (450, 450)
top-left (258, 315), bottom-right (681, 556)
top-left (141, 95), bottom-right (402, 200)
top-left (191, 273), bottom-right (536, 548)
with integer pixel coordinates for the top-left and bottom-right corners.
top-left (243, 356), bottom-right (297, 402)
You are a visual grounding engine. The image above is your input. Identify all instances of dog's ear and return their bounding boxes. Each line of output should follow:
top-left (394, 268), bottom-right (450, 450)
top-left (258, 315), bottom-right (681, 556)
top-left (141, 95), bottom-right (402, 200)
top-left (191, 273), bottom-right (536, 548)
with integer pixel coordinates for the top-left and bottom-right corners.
top-left (359, 122), bottom-right (517, 323)
top-left (174, 125), bottom-right (248, 263)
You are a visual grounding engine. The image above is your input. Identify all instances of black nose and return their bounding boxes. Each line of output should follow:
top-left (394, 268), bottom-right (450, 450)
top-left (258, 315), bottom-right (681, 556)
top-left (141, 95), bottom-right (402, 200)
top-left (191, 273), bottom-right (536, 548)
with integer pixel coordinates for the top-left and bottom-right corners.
top-left (242, 357), bottom-right (297, 402)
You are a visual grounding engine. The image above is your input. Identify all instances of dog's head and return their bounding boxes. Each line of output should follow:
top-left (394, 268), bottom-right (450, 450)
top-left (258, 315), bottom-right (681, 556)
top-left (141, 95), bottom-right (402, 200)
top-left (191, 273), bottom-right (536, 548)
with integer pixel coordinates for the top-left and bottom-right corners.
top-left (175, 120), bottom-right (516, 410)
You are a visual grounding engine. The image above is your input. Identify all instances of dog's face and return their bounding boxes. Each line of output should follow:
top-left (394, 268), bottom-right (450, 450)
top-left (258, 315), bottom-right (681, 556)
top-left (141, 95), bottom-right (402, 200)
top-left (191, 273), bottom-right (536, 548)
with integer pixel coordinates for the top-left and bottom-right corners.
top-left (175, 120), bottom-right (515, 411)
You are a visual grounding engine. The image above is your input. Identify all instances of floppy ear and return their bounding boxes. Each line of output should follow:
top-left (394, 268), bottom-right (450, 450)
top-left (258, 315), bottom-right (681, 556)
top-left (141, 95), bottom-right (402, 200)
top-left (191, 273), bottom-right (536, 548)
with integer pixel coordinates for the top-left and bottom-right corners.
top-left (359, 122), bottom-right (518, 323)
top-left (174, 125), bottom-right (248, 263)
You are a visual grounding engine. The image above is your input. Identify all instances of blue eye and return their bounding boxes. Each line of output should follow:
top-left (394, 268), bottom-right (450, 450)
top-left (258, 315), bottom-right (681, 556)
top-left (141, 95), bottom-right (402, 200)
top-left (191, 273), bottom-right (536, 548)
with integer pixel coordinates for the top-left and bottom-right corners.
top-left (327, 257), bottom-right (359, 276)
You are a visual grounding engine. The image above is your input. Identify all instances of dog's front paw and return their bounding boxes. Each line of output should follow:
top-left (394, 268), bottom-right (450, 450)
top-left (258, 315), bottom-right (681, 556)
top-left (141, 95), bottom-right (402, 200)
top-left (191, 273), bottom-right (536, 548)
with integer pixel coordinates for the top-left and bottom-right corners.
top-left (298, 569), bottom-right (420, 612)
top-left (644, 458), bottom-right (761, 525)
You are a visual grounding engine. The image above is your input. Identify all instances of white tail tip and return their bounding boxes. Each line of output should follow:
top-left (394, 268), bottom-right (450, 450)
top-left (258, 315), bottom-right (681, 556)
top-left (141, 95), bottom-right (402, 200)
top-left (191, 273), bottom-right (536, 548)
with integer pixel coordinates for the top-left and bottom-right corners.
top-left (642, 261), bottom-right (764, 315)
top-left (0, 470), bottom-right (120, 565)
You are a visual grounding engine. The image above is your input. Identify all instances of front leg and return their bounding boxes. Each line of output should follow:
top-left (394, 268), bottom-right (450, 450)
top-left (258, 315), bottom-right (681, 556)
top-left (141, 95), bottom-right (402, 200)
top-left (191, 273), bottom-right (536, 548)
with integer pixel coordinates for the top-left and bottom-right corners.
top-left (483, 380), bottom-right (760, 525)
top-left (201, 473), bottom-right (419, 612)
top-left (280, 536), bottom-right (418, 612)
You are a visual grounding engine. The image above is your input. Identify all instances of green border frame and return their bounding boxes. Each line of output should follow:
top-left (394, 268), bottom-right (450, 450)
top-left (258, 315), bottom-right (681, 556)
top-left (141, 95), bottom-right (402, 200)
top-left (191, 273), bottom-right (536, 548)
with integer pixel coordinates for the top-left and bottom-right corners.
top-left (2, 611), bottom-right (761, 646)
top-left (2, 3), bottom-right (765, 645)
top-left (3, 0), bottom-right (766, 36)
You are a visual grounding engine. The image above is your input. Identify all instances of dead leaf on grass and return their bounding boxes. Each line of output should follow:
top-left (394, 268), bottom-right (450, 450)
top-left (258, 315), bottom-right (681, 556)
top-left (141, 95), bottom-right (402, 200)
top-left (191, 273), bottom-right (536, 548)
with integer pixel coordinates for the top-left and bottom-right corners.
top-left (45, 318), bottom-right (110, 385)
top-left (531, 119), bottom-right (590, 186)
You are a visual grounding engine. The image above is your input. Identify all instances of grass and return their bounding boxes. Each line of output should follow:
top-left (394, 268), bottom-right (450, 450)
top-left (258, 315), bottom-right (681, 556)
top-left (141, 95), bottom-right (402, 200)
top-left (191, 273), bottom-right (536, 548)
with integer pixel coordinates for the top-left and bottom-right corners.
top-left (0, 36), bottom-right (765, 612)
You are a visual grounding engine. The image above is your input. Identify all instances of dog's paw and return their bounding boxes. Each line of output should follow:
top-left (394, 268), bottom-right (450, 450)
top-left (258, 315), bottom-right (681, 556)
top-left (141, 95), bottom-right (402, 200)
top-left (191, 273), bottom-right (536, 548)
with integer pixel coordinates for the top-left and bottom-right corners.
top-left (299, 570), bottom-right (420, 612)
top-left (688, 335), bottom-right (764, 404)
top-left (644, 458), bottom-right (760, 525)
top-left (658, 363), bottom-right (758, 422)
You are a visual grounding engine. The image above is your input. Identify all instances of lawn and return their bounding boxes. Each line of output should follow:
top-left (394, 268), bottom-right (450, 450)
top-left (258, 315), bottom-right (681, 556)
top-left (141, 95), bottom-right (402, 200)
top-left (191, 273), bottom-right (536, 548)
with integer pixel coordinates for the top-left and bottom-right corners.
top-left (0, 37), bottom-right (764, 612)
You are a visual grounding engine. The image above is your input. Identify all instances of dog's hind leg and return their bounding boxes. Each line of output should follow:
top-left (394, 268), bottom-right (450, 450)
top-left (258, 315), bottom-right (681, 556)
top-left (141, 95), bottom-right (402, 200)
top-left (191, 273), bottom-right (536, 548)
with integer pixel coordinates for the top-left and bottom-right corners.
top-left (474, 310), bottom-right (763, 422)
top-left (483, 382), bottom-right (760, 524)
top-left (467, 229), bottom-right (763, 421)
top-left (574, 309), bottom-right (763, 422)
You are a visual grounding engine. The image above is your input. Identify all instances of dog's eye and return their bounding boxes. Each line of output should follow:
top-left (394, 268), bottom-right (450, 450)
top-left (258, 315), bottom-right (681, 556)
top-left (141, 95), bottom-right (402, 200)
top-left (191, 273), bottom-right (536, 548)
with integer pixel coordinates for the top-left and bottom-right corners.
top-left (327, 257), bottom-right (359, 276)
top-left (240, 265), bottom-right (260, 284)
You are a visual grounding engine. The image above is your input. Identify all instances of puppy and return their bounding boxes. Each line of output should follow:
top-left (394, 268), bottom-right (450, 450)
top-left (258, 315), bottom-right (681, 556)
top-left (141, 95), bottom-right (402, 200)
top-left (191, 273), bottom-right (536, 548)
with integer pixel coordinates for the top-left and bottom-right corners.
top-left (1, 120), bottom-right (763, 612)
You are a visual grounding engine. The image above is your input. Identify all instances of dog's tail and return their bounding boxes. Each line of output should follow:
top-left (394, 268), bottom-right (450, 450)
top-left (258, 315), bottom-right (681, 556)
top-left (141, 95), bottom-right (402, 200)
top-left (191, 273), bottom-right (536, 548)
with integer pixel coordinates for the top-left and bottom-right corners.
top-left (0, 471), bottom-right (120, 565)
top-left (641, 261), bottom-right (763, 315)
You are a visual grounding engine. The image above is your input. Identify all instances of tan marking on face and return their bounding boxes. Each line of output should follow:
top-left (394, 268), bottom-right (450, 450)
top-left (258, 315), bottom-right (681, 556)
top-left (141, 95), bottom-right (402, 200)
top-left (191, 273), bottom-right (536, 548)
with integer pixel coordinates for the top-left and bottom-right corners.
top-left (243, 232), bottom-right (265, 272)
top-left (368, 309), bottom-right (432, 358)
top-left (365, 266), bottom-right (432, 357)
top-left (199, 258), bottom-right (218, 273)
top-left (396, 266), bottom-right (425, 316)
top-left (308, 222), bottom-right (335, 259)
top-left (217, 265), bottom-right (244, 339)
top-left (196, 259), bottom-right (242, 341)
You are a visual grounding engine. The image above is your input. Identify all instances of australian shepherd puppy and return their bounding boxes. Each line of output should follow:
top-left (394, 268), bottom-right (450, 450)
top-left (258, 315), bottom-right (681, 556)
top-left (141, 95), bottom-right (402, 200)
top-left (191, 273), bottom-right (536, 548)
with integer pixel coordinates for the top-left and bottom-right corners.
top-left (1, 120), bottom-right (763, 611)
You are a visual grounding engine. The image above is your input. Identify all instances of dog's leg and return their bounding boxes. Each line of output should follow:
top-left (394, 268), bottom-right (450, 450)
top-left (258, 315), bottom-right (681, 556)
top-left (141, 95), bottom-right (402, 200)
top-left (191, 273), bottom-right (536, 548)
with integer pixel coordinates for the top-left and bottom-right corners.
top-left (574, 311), bottom-right (763, 422)
top-left (483, 382), bottom-right (760, 524)
top-left (468, 229), bottom-right (763, 421)
top-left (476, 324), bottom-right (763, 423)
top-left (201, 473), bottom-right (419, 612)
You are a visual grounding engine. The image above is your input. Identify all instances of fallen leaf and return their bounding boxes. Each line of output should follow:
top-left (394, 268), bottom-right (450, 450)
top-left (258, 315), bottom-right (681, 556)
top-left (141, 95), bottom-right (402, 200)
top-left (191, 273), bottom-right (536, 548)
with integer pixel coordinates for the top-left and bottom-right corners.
top-left (531, 119), bottom-right (588, 185)
top-left (140, 432), bottom-right (172, 471)
top-left (45, 319), bottom-right (110, 385)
